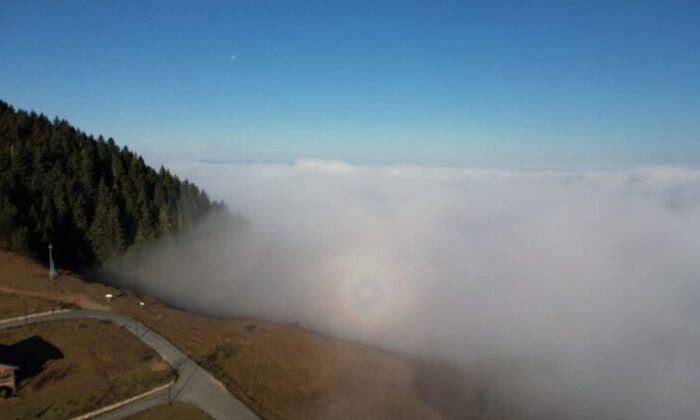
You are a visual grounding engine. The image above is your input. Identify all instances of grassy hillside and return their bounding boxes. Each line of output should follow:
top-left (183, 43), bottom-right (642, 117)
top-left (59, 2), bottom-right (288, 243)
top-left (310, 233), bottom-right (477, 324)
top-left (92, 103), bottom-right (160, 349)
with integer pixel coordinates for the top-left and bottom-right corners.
top-left (0, 318), bottom-right (174, 419)
top-left (0, 251), bottom-right (453, 419)
top-left (0, 293), bottom-right (74, 319)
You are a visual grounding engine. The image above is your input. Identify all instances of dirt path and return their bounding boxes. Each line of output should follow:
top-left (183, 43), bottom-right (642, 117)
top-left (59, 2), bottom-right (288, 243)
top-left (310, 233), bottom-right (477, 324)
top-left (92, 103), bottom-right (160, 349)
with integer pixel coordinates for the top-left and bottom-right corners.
top-left (0, 286), bottom-right (109, 311)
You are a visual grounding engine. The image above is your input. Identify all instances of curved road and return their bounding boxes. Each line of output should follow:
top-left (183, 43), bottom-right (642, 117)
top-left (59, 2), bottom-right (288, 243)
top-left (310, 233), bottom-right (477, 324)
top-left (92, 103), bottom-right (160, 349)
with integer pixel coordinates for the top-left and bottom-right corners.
top-left (0, 310), bottom-right (258, 420)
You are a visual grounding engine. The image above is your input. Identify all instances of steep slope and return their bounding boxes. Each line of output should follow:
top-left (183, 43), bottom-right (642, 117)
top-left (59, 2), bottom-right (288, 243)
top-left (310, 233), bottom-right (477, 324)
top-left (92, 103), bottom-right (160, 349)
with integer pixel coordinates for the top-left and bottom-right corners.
top-left (0, 250), bottom-right (447, 419)
top-left (0, 100), bottom-right (222, 267)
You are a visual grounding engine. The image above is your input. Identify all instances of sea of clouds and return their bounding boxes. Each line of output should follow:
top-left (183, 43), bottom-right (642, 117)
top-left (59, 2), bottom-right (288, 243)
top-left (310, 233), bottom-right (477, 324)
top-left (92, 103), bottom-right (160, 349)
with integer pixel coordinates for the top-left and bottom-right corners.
top-left (108, 160), bottom-right (700, 419)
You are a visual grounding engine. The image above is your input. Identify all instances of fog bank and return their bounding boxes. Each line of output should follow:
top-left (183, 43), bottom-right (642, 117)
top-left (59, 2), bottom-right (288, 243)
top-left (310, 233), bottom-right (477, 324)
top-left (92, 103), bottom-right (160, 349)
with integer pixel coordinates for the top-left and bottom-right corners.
top-left (108, 160), bottom-right (700, 419)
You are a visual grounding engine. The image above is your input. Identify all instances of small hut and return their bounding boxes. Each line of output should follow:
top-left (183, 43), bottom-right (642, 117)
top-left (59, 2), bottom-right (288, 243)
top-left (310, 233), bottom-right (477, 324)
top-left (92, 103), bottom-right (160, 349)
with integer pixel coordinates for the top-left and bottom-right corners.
top-left (0, 362), bottom-right (18, 397)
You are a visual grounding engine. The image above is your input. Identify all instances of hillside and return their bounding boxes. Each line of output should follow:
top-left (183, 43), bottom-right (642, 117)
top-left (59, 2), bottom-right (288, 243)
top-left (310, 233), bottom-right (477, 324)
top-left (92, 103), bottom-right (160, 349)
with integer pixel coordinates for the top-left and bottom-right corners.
top-left (0, 318), bottom-right (174, 419)
top-left (0, 100), bottom-right (222, 267)
top-left (0, 101), bottom-right (508, 419)
top-left (0, 250), bottom-right (468, 419)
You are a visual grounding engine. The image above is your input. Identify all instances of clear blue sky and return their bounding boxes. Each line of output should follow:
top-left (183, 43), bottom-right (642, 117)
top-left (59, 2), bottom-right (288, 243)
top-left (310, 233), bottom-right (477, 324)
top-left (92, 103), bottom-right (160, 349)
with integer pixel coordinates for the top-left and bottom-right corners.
top-left (1, 1), bottom-right (699, 167)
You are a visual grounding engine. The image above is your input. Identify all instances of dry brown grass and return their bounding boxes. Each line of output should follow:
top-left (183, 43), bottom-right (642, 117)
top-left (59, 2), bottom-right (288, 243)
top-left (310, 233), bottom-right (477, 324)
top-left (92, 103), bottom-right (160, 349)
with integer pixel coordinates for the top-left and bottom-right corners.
top-left (0, 252), bottom-right (111, 311)
top-left (0, 318), bottom-right (174, 420)
top-left (0, 251), bottom-right (483, 419)
top-left (125, 402), bottom-right (212, 420)
top-left (113, 297), bottom-right (442, 419)
top-left (0, 293), bottom-right (74, 319)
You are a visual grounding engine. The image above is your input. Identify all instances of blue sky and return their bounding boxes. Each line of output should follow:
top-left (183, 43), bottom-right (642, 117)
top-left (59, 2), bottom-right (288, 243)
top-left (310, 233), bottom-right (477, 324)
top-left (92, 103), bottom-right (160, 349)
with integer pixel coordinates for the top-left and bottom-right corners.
top-left (1, 1), bottom-right (699, 167)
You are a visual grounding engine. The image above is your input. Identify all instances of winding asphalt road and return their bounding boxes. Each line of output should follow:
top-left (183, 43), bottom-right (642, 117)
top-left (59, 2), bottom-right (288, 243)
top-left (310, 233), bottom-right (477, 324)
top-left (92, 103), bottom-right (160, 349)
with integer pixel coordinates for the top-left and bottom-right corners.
top-left (0, 310), bottom-right (258, 420)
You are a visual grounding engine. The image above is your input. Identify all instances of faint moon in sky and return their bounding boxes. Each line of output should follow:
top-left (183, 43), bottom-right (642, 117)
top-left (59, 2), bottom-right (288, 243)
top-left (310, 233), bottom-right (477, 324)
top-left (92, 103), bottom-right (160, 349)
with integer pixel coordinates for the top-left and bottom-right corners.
top-left (230, 54), bottom-right (236, 60)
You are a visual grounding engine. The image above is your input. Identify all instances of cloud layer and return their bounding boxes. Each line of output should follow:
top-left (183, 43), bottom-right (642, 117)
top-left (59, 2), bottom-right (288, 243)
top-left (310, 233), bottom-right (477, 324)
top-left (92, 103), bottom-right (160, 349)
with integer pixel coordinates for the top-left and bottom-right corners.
top-left (109, 160), bottom-right (700, 419)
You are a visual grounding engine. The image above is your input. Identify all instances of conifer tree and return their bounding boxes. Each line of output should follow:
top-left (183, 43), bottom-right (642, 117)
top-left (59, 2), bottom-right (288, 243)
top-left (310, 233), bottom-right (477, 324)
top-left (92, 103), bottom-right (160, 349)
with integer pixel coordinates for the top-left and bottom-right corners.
top-left (0, 100), bottom-right (224, 267)
top-left (88, 181), bottom-right (124, 262)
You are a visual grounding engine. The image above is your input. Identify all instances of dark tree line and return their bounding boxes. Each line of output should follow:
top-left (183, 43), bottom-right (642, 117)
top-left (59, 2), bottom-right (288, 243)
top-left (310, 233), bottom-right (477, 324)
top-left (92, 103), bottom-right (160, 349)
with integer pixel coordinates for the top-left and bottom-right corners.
top-left (0, 100), bottom-right (224, 268)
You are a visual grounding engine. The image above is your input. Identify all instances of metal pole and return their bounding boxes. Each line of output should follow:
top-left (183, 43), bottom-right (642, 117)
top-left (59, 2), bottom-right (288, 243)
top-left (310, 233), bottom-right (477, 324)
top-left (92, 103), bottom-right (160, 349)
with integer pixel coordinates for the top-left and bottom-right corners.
top-left (48, 243), bottom-right (58, 279)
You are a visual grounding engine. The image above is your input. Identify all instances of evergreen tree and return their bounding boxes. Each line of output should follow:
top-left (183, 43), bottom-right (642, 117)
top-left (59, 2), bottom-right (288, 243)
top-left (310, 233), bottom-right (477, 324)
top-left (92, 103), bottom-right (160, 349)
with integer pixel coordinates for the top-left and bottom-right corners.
top-left (135, 203), bottom-right (157, 243)
top-left (0, 99), bottom-right (225, 268)
top-left (88, 181), bottom-right (125, 262)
